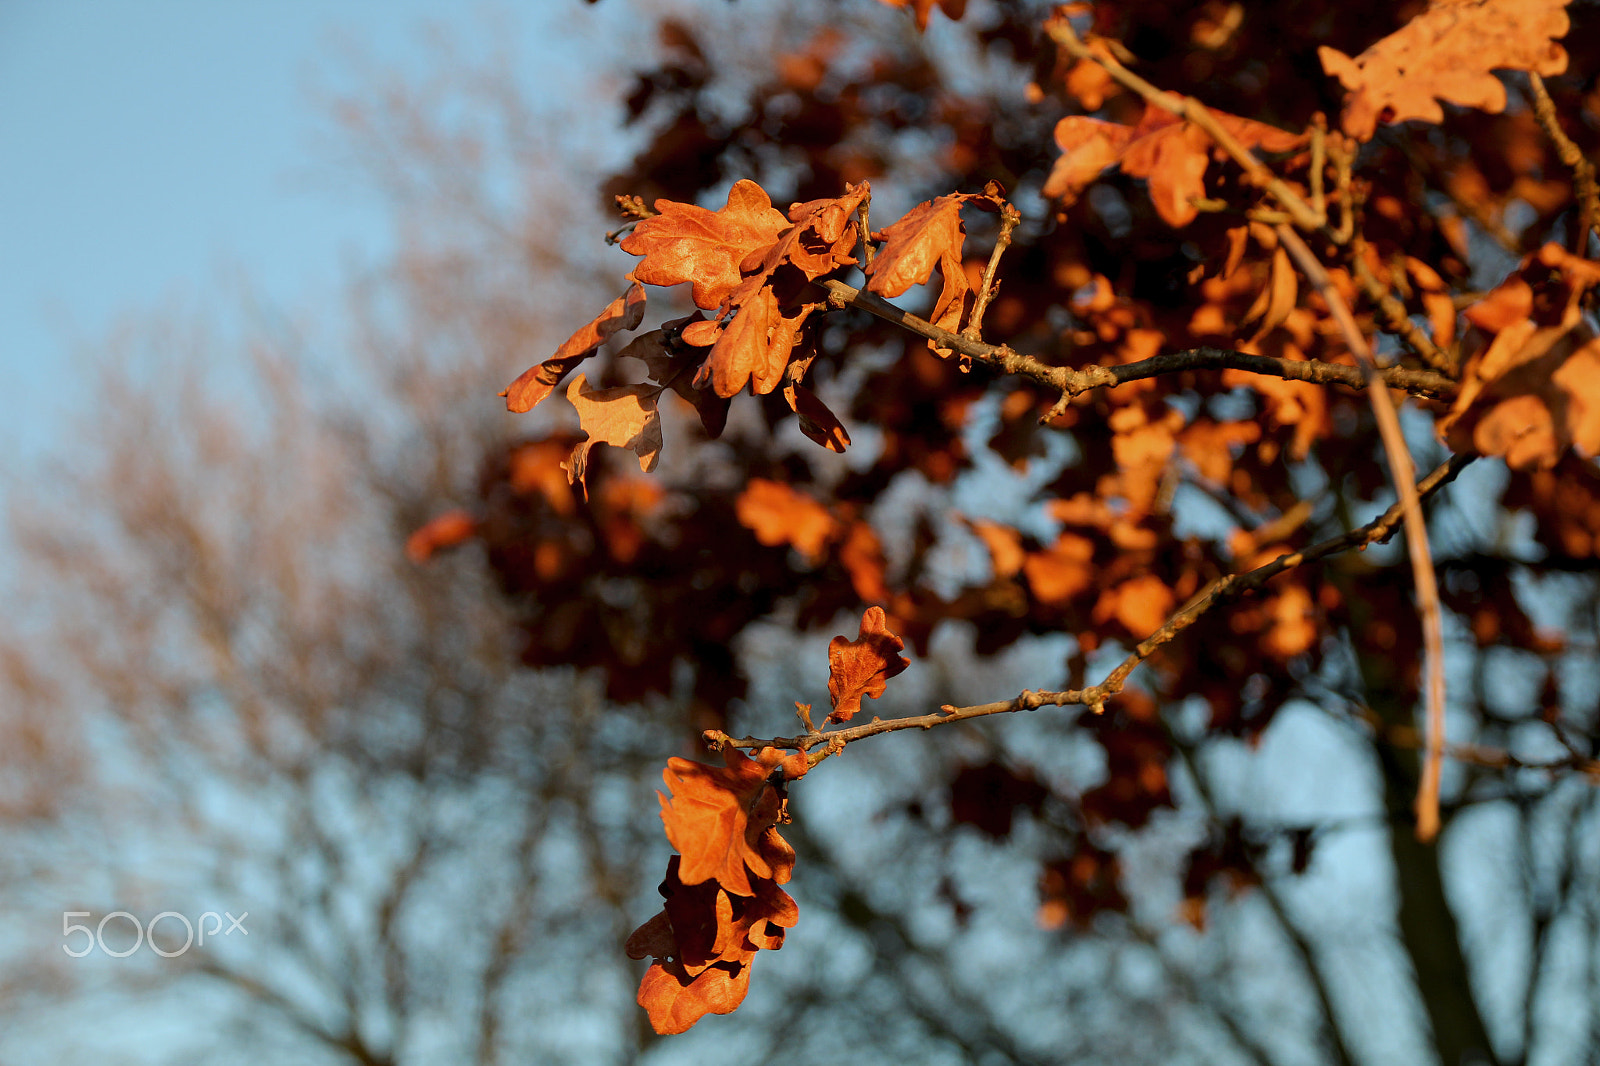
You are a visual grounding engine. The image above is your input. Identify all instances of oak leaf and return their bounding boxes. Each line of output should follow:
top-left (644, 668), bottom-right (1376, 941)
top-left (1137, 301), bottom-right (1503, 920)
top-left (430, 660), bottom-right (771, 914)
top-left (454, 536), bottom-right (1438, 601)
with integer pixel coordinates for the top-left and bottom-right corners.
top-left (1044, 105), bottom-right (1303, 228)
top-left (563, 374), bottom-right (663, 494)
top-left (705, 287), bottom-right (798, 398)
top-left (1239, 247), bottom-right (1297, 342)
top-left (838, 520), bottom-right (888, 604)
top-left (636, 957), bottom-right (753, 1036)
top-left (658, 746), bottom-right (808, 897)
top-left (626, 856), bottom-right (799, 976)
top-left (784, 381), bottom-right (851, 453)
top-left (620, 180), bottom-right (789, 310)
top-left (617, 326), bottom-right (730, 439)
top-left (962, 517), bottom-right (1024, 580)
top-left (825, 606), bottom-right (909, 724)
top-left (1440, 245), bottom-right (1600, 469)
top-left (866, 192), bottom-right (997, 349)
top-left (1442, 323), bottom-right (1600, 469)
top-left (500, 282), bottom-right (646, 413)
top-left (1318, 0), bottom-right (1572, 141)
top-left (1023, 532), bottom-right (1095, 607)
top-left (739, 183), bottom-right (869, 288)
top-left (1092, 574), bottom-right (1176, 636)
top-left (736, 479), bottom-right (838, 564)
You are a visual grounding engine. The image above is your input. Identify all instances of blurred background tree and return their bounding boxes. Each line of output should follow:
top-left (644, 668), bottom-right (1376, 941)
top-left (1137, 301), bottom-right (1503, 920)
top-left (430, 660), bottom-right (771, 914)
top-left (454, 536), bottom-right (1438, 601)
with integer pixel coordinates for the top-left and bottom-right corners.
top-left (3, 1), bottom-right (1599, 1064)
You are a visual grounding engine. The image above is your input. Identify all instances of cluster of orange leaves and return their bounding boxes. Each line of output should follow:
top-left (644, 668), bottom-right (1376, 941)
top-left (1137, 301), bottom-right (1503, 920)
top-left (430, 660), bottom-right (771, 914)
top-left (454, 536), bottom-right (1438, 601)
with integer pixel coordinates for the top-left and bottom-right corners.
top-left (474, 0), bottom-right (1600, 1036)
top-left (501, 177), bottom-right (1003, 488)
top-left (625, 608), bottom-right (907, 1033)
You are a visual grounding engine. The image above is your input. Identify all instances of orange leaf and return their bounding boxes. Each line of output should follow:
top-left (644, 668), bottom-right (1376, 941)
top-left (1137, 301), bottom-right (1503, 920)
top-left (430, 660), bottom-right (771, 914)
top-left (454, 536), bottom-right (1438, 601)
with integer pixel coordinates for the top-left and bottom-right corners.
top-left (1044, 105), bottom-right (1304, 228)
top-left (1023, 532), bottom-right (1095, 606)
top-left (657, 747), bottom-right (807, 897)
top-left (404, 509), bottom-right (477, 563)
top-left (784, 381), bottom-right (851, 452)
top-left (1092, 574), bottom-right (1176, 636)
top-left (1319, 0), bottom-right (1572, 141)
top-left (721, 185), bottom-right (870, 313)
top-left (735, 479), bottom-right (838, 564)
top-left (620, 180), bottom-right (789, 310)
top-left (563, 374), bottom-right (663, 494)
top-left (618, 326), bottom-right (731, 439)
top-left (1441, 246), bottom-right (1600, 469)
top-left (825, 606), bottom-right (909, 724)
top-left (636, 957), bottom-right (753, 1036)
top-left (1240, 247), bottom-right (1298, 341)
top-left (1442, 324), bottom-right (1600, 469)
top-left (627, 855), bottom-right (799, 974)
top-left (500, 282), bottom-right (646, 413)
top-left (964, 518), bottom-right (1024, 580)
top-left (1041, 117), bottom-right (1137, 205)
top-left (706, 287), bottom-right (789, 398)
top-left (839, 520), bottom-right (888, 603)
top-left (866, 195), bottom-right (971, 299)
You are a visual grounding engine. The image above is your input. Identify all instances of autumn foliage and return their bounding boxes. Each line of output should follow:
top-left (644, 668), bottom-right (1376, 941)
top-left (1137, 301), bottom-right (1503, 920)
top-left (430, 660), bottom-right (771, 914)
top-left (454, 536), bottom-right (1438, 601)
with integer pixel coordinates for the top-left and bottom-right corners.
top-left (407, 0), bottom-right (1600, 1040)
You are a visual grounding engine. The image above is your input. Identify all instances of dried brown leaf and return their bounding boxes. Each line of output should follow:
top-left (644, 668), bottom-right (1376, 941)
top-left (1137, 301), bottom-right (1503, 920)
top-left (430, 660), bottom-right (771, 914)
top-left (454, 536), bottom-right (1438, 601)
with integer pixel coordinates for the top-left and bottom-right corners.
top-left (1319, 0), bottom-right (1572, 141)
top-left (563, 374), bottom-right (663, 494)
top-left (657, 747), bottom-right (808, 897)
top-left (825, 606), bottom-right (909, 724)
top-left (735, 479), bottom-right (838, 564)
top-left (784, 381), bottom-right (851, 453)
top-left (501, 282), bottom-right (646, 413)
top-left (620, 180), bottom-right (789, 310)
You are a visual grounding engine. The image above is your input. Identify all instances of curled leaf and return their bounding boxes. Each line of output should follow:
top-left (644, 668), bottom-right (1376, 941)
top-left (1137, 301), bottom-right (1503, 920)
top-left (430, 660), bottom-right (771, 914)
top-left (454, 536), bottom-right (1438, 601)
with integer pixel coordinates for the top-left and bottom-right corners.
top-left (501, 282), bottom-right (646, 413)
top-left (784, 381), bottom-right (851, 452)
top-left (657, 746), bottom-right (807, 897)
top-left (636, 957), bottom-right (753, 1036)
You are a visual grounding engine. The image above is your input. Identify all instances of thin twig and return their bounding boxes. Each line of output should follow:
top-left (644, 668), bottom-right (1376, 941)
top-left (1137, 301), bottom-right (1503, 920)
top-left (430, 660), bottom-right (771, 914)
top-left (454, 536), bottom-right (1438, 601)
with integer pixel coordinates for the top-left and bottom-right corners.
top-left (963, 202), bottom-right (1022, 342)
top-left (1361, 714), bottom-right (1600, 782)
top-left (1527, 72), bottom-right (1600, 252)
top-left (1276, 222), bottom-right (1447, 844)
top-left (1350, 247), bottom-right (1455, 373)
top-left (707, 453), bottom-right (1474, 761)
top-left (816, 279), bottom-right (1455, 405)
top-left (858, 189), bottom-right (875, 272)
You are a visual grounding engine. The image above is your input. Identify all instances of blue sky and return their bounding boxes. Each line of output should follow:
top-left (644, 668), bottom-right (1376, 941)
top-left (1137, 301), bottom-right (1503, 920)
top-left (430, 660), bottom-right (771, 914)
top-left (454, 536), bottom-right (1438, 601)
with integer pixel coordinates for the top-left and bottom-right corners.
top-left (0, 0), bottom-right (631, 464)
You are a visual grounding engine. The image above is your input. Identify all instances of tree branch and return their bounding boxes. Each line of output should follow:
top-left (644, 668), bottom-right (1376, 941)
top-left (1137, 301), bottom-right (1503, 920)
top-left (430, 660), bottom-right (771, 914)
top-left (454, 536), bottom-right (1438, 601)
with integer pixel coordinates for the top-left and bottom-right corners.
top-left (709, 453), bottom-right (1475, 759)
top-left (816, 278), bottom-right (1455, 403)
top-left (1276, 222), bottom-right (1448, 843)
top-left (1527, 72), bottom-right (1600, 251)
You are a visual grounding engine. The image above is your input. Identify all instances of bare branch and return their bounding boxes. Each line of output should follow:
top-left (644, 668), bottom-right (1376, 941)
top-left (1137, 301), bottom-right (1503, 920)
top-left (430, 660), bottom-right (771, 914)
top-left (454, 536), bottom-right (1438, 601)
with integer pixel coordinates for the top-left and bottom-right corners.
top-left (816, 279), bottom-right (1455, 404)
top-left (1526, 72), bottom-right (1600, 251)
top-left (712, 453), bottom-right (1475, 759)
top-left (1276, 223), bottom-right (1447, 843)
